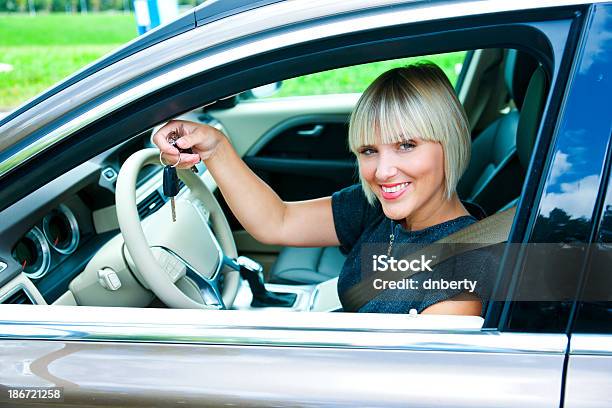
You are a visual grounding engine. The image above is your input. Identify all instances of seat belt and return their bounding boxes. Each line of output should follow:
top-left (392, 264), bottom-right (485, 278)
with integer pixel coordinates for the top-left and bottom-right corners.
top-left (343, 206), bottom-right (516, 312)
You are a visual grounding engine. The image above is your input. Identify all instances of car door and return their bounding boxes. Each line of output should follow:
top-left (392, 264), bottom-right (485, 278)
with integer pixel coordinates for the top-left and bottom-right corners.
top-left (507, 5), bottom-right (612, 405)
top-left (565, 161), bottom-right (612, 408)
top-left (0, 1), bottom-right (608, 407)
top-left (563, 42), bottom-right (612, 405)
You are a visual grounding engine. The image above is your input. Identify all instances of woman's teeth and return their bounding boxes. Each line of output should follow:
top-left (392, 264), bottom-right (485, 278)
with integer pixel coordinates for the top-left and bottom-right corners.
top-left (381, 182), bottom-right (410, 193)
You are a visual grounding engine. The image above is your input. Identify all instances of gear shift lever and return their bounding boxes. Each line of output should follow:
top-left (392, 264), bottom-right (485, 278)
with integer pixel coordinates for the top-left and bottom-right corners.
top-left (225, 256), bottom-right (297, 308)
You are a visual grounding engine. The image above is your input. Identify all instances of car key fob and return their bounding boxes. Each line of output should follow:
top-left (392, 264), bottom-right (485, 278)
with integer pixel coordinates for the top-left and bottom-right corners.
top-left (163, 165), bottom-right (180, 222)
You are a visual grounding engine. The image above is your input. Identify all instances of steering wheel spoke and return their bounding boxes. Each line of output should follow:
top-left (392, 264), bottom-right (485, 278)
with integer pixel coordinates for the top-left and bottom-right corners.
top-left (153, 246), bottom-right (226, 309)
top-left (150, 247), bottom-right (187, 283)
top-left (185, 268), bottom-right (226, 310)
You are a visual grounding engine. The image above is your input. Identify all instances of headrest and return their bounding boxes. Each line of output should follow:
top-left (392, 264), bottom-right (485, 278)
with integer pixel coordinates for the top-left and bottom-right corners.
top-left (516, 66), bottom-right (548, 169)
top-left (504, 50), bottom-right (539, 110)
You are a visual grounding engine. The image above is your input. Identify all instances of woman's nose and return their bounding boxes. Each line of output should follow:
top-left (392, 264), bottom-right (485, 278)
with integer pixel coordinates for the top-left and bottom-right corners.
top-left (375, 155), bottom-right (398, 181)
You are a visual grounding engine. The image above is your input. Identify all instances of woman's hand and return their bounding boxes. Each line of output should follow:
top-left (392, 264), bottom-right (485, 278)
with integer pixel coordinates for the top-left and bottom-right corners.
top-left (153, 120), bottom-right (225, 169)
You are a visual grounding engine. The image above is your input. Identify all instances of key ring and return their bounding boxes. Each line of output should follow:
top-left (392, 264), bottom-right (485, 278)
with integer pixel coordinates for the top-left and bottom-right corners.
top-left (160, 151), bottom-right (181, 168)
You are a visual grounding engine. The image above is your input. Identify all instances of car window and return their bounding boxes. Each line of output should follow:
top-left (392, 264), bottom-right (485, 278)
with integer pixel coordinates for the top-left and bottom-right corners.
top-left (262, 52), bottom-right (467, 98)
top-left (220, 48), bottom-right (548, 322)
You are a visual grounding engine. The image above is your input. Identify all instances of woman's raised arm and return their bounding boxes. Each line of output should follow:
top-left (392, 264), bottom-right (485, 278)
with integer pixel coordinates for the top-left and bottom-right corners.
top-left (154, 120), bottom-right (341, 248)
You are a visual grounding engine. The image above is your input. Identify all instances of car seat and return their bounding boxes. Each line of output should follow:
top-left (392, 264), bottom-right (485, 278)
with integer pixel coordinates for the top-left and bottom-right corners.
top-left (456, 50), bottom-right (538, 215)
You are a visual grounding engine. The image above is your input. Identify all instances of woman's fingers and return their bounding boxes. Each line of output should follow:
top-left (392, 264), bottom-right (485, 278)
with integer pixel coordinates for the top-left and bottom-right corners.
top-left (154, 120), bottom-right (204, 171)
top-left (153, 124), bottom-right (180, 155)
top-left (153, 119), bottom-right (222, 164)
top-left (175, 134), bottom-right (196, 150)
top-left (180, 153), bottom-right (201, 167)
top-left (160, 152), bottom-right (200, 169)
top-left (154, 120), bottom-right (202, 152)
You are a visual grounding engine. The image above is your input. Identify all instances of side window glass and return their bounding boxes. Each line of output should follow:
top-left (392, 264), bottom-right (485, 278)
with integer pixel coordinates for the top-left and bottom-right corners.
top-left (574, 157), bottom-right (612, 333)
top-left (266, 52), bottom-right (467, 98)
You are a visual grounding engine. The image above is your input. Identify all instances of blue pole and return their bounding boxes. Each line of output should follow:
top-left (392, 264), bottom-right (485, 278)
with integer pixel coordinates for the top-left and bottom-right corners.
top-left (148, 0), bottom-right (161, 29)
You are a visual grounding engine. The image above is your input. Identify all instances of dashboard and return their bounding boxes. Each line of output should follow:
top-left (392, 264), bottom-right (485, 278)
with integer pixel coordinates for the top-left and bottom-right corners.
top-left (15, 204), bottom-right (81, 278)
top-left (0, 130), bottom-right (205, 305)
top-left (7, 195), bottom-right (96, 304)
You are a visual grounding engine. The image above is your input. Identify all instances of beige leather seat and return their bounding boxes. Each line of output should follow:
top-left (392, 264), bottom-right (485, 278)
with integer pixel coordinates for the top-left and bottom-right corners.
top-left (269, 246), bottom-right (345, 284)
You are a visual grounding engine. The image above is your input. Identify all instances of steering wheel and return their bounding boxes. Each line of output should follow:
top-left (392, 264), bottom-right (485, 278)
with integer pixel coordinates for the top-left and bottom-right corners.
top-left (115, 148), bottom-right (240, 309)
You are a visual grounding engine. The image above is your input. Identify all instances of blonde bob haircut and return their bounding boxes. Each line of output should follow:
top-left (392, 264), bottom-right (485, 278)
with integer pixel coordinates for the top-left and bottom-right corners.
top-left (348, 62), bottom-right (471, 205)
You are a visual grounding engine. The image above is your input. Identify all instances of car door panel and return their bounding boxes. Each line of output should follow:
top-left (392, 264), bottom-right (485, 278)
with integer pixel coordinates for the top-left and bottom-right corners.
top-left (209, 95), bottom-right (359, 157)
top-left (244, 157), bottom-right (355, 201)
top-left (211, 99), bottom-right (358, 252)
top-left (564, 336), bottom-right (612, 408)
top-left (0, 339), bottom-right (567, 407)
top-left (218, 103), bottom-right (358, 201)
top-left (0, 307), bottom-right (567, 408)
top-left (245, 157), bottom-right (354, 177)
top-left (244, 118), bottom-right (356, 192)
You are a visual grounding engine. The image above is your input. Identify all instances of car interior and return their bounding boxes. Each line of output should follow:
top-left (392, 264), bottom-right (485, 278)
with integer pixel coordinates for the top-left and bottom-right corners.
top-left (0, 47), bottom-right (549, 314)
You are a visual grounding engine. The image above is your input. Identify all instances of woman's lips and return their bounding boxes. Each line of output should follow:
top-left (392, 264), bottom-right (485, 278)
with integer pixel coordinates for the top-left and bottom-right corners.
top-left (380, 182), bottom-right (411, 200)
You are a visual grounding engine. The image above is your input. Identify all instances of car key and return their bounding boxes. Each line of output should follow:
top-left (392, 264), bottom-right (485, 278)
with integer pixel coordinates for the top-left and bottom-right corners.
top-left (166, 124), bottom-right (198, 173)
top-left (163, 165), bottom-right (179, 222)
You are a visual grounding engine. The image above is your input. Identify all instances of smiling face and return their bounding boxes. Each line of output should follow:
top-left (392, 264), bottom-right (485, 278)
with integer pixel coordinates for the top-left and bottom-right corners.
top-left (348, 63), bottom-right (471, 228)
top-left (357, 137), bottom-right (447, 223)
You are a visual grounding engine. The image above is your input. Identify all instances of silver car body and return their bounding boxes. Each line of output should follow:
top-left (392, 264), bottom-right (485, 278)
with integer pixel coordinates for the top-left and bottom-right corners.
top-left (1, 0), bottom-right (611, 406)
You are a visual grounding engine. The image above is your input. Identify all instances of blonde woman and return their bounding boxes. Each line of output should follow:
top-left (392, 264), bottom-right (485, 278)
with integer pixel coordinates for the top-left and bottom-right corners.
top-left (154, 63), bottom-right (490, 316)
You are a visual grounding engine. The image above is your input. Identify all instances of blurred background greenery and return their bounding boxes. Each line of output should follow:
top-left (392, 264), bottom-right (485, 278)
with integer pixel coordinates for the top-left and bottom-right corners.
top-left (0, 8), bottom-right (466, 112)
top-left (0, 14), bottom-right (137, 110)
top-left (0, 0), bottom-right (199, 14)
top-left (275, 52), bottom-right (466, 98)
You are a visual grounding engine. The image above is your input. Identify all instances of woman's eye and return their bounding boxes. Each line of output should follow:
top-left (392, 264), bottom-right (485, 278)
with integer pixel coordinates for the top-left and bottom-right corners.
top-left (399, 141), bottom-right (416, 151)
top-left (359, 148), bottom-right (376, 156)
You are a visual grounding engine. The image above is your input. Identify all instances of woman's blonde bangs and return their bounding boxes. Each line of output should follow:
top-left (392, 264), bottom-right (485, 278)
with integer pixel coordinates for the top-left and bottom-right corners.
top-left (348, 78), bottom-right (441, 153)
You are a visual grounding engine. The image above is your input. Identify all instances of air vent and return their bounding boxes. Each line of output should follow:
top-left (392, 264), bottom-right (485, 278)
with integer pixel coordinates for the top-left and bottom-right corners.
top-left (2, 288), bottom-right (34, 304)
top-left (137, 190), bottom-right (165, 219)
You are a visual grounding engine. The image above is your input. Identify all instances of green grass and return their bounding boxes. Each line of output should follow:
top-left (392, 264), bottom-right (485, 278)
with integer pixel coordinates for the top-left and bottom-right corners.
top-left (275, 52), bottom-right (467, 97)
top-left (0, 13), bottom-right (137, 110)
top-left (0, 13), bottom-right (137, 46)
top-left (0, 45), bottom-right (122, 110)
top-left (0, 13), bottom-right (466, 111)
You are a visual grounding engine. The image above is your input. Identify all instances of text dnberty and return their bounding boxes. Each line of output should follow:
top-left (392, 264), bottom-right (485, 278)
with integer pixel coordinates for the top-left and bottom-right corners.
top-left (372, 255), bottom-right (433, 272)
top-left (373, 278), bottom-right (477, 293)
